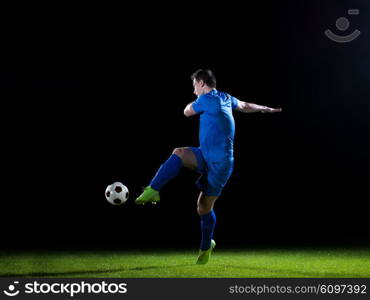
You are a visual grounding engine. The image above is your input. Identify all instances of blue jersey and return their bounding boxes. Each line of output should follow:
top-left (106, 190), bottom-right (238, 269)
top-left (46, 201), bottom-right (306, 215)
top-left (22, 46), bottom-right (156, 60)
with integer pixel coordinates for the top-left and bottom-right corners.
top-left (192, 89), bottom-right (238, 163)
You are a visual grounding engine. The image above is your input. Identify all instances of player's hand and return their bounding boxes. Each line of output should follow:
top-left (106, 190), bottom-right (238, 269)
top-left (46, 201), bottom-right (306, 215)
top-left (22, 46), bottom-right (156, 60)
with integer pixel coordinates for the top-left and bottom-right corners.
top-left (261, 107), bottom-right (282, 113)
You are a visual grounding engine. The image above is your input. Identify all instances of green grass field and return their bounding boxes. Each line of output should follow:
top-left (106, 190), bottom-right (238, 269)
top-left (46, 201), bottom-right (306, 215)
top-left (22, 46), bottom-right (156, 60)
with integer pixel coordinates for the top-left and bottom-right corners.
top-left (1, 247), bottom-right (369, 278)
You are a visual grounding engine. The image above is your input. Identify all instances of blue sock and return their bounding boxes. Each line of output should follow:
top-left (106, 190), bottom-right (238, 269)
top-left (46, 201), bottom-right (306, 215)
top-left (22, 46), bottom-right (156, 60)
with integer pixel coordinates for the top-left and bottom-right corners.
top-left (150, 154), bottom-right (182, 190)
top-left (200, 210), bottom-right (216, 250)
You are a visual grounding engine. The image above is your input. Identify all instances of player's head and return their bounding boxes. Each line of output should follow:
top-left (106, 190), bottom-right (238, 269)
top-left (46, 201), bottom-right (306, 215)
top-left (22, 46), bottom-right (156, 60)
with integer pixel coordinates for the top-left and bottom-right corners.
top-left (191, 69), bottom-right (216, 96)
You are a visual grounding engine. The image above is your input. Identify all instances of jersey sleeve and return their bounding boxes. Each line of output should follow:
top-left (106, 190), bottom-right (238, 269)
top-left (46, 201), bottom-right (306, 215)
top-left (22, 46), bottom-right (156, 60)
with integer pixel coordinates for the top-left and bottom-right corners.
top-left (192, 95), bottom-right (208, 114)
top-left (230, 95), bottom-right (239, 110)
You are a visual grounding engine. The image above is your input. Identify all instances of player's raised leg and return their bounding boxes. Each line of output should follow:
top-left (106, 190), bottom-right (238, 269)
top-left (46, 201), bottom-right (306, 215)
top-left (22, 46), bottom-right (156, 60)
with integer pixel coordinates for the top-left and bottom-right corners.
top-left (135, 147), bottom-right (197, 204)
top-left (196, 192), bottom-right (218, 264)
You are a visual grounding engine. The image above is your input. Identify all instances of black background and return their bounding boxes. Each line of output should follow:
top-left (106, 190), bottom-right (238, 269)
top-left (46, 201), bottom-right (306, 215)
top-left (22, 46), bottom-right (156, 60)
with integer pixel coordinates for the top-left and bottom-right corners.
top-left (2, 0), bottom-right (369, 250)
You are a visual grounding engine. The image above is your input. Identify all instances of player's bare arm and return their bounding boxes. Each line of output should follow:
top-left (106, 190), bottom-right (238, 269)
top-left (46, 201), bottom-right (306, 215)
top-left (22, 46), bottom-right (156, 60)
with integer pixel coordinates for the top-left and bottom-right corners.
top-left (236, 100), bottom-right (282, 113)
top-left (184, 102), bottom-right (197, 117)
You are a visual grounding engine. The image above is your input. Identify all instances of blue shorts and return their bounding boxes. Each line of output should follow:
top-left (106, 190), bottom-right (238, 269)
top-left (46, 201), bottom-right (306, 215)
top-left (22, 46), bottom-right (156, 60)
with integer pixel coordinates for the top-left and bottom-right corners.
top-left (190, 147), bottom-right (234, 196)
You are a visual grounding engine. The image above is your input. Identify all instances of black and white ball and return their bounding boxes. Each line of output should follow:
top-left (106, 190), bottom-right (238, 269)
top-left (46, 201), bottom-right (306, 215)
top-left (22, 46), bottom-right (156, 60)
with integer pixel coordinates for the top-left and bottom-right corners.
top-left (105, 182), bottom-right (129, 205)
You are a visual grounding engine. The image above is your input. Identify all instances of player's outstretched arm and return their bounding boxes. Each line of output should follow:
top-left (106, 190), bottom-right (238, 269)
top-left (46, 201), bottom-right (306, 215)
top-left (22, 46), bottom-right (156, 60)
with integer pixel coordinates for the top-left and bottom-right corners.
top-left (236, 100), bottom-right (282, 113)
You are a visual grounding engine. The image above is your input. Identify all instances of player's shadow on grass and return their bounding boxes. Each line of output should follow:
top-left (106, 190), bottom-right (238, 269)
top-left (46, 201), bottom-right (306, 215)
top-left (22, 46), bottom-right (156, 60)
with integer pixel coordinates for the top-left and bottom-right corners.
top-left (223, 265), bottom-right (367, 278)
top-left (0, 264), bottom-right (192, 278)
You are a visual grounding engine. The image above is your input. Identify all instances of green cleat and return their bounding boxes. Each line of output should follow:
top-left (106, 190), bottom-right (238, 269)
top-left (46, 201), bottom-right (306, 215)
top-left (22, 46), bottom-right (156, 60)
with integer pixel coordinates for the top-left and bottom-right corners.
top-left (196, 239), bottom-right (216, 265)
top-left (135, 186), bottom-right (160, 205)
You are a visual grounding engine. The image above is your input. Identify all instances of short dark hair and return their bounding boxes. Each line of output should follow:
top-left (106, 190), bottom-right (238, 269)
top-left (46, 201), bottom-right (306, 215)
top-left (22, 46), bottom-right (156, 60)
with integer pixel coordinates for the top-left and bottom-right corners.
top-left (191, 69), bottom-right (216, 88)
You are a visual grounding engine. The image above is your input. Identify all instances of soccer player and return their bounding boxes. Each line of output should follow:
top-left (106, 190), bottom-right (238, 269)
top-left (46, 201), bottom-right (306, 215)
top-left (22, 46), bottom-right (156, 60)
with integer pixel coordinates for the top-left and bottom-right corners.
top-left (135, 69), bottom-right (282, 264)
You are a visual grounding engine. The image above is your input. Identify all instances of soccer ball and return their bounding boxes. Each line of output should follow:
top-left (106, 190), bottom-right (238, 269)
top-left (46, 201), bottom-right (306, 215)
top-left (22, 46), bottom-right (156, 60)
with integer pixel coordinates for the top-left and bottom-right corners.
top-left (105, 182), bottom-right (129, 205)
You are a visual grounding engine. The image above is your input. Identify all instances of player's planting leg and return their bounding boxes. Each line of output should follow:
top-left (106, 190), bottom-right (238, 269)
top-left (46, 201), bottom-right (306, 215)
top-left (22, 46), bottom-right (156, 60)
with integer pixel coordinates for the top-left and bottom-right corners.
top-left (196, 193), bottom-right (218, 264)
top-left (135, 148), bottom-right (197, 205)
top-left (197, 211), bottom-right (217, 264)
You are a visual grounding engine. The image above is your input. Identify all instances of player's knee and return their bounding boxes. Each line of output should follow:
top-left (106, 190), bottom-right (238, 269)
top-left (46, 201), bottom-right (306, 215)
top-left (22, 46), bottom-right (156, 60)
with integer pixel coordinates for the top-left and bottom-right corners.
top-left (197, 205), bottom-right (211, 216)
top-left (172, 147), bottom-right (185, 158)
